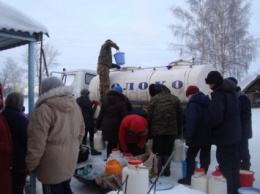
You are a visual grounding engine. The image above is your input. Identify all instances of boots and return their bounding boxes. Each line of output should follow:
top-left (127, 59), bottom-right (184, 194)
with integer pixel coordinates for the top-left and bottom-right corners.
top-left (90, 141), bottom-right (102, 155)
top-left (163, 156), bottom-right (171, 177)
top-left (178, 160), bottom-right (195, 185)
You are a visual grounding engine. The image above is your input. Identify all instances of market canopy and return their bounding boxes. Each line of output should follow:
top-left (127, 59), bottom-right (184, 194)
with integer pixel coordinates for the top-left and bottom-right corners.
top-left (0, 1), bottom-right (49, 51)
top-left (0, 1), bottom-right (49, 193)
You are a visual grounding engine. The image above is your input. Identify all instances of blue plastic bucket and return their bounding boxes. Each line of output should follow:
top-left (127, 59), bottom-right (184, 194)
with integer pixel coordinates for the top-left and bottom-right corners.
top-left (238, 187), bottom-right (260, 194)
top-left (182, 160), bottom-right (198, 178)
top-left (113, 52), bottom-right (125, 65)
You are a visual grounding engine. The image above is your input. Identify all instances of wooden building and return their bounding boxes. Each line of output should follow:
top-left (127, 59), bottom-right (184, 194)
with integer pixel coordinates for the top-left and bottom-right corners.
top-left (241, 75), bottom-right (260, 108)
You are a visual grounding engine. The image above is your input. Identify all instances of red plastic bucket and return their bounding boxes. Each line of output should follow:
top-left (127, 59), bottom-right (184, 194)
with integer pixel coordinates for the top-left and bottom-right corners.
top-left (239, 170), bottom-right (255, 187)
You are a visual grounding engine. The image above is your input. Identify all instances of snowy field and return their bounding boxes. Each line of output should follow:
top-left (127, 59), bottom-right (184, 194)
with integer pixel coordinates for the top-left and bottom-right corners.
top-left (23, 98), bottom-right (260, 193)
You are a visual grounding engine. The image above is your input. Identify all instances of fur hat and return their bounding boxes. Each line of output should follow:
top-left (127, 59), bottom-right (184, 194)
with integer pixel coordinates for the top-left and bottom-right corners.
top-left (80, 89), bottom-right (90, 96)
top-left (228, 77), bottom-right (238, 85)
top-left (41, 76), bottom-right (64, 94)
top-left (186, 86), bottom-right (199, 97)
top-left (205, 71), bottom-right (223, 85)
top-left (113, 85), bottom-right (123, 93)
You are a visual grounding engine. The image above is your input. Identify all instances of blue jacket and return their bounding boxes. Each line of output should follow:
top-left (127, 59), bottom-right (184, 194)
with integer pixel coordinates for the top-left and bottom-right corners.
top-left (208, 79), bottom-right (242, 145)
top-left (184, 91), bottom-right (211, 146)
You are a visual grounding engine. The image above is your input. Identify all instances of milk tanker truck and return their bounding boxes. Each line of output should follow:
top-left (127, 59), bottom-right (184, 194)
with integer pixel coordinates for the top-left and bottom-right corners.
top-left (52, 60), bottom-right (214, 115)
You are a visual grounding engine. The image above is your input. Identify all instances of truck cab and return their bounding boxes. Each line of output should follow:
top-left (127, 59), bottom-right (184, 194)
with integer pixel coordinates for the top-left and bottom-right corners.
top-left (51, 68), bottom-right (97, 98)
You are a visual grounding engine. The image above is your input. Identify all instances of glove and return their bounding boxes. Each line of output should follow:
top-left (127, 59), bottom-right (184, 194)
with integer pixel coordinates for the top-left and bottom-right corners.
top-left (91, 100), bottom-right (99, 106)
top-left (115, 45), bottom-right (119, 50)
top-left (166, 65), bottom-right (172, 70)
top-left (115, 65), bottom-right (121, 70)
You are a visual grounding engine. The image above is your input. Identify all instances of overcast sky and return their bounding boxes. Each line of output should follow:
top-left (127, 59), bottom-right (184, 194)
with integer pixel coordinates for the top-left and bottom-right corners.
top-left (0, 0), bottom-right (259, 77)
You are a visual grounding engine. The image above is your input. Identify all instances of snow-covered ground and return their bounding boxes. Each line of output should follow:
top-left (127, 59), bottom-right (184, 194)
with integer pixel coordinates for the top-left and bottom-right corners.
top-left (23, 97), bottom-right (260, 193)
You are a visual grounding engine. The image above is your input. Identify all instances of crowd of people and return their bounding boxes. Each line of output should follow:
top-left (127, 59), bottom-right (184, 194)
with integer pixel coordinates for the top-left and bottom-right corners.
top-left (0, 39), bottom-right (253, 194)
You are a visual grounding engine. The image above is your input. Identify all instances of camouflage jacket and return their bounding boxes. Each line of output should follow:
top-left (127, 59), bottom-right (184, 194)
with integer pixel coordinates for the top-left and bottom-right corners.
top-left (98, 40), bottom-right (119, 68)
top-left (147, 85), bottom-right (183, 137)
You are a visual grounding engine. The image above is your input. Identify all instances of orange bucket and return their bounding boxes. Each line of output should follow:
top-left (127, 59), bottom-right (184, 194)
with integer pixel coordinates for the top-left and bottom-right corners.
top-left (239, 170), bottom-right (255, 187)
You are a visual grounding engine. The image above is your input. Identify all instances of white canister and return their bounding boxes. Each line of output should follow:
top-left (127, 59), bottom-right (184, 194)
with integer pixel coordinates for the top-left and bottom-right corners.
top-left (172, 139), bottom-right (185, 163)
top-left (92, 157), bottom-right (105, 174)
top-left (191, 168), bottom-right (208, 194)
top-left (122, 153), bottom-right (133, 166)
top-left (108, 148), bottom-right (123, 165)
top-left (93, 105), bottom-right (100, 119)
top-left (93, 131), bottom-right (105, 150)
top-left (122, 159), bottom-right (149, 194)
top-left (208, 170), bottom-right (227, 194)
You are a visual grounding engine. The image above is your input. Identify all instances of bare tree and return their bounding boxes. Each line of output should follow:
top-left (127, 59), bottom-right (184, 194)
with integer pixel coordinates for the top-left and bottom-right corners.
top-left (1, 57), bottom-right (25, 94)
top-left (170, 0), bottom-right (259, 78)
top-left (22, 42), bottom-right (61, 83)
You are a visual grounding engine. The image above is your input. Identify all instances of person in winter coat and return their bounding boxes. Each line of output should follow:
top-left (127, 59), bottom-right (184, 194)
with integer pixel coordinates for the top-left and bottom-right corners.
top-left (2, 92), bottom-right (28, 194)
top-left (97, 39), bottom-right (121, 102)
top-left (118, 114), bottom-right (148, 156)
top-left (228, 77), bottom-right (252, 170)
top-left (178, 86), bottom-right (211, 185)
top-left (147, 84), bottom-right (183, 177)
top-left (96, 85), bottom-right (129, 158)
top-left (205, 71), bottom-right (241, 194)
top-left (0, 113), bottom-right (13, 194)
top-left (76, 88), bottom-right (101, 155)
top-left (112, 85), bottom-right (133, 112)
top-left (26, 77), bottom-right (85, 194)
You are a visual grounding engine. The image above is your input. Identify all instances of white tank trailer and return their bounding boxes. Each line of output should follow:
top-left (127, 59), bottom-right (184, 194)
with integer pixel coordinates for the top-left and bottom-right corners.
top-left (53, 60), bottom-right (214, 114)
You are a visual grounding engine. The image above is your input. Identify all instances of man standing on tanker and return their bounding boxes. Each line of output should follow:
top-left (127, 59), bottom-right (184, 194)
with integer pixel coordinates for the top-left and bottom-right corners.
top-left (97, 39), bottom-right (121, 102)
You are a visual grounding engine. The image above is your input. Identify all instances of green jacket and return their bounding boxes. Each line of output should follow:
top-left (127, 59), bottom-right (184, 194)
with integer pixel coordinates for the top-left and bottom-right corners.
top-left (98, 40), bottom-right (119, 67)
top-left (147, 85), bottom-right (183, 137)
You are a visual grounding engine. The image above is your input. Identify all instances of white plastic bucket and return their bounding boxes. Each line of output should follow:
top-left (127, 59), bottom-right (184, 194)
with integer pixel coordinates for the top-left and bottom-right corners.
top-left (238, 187), bottom-right (260, 194)
top-left (114, 52), bottom-right (125, 65)
top-left (122, 159), bottom-right (149, 194)
top-left (208, 170), bottom-right (227, 194)
top-left (191, 168), bottom-right (208, 194)
top-left (93, 131), bottom-right (105, 150)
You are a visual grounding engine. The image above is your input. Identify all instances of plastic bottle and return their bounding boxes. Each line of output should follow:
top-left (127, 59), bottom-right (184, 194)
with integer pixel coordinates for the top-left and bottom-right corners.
top-left (191, 168), bottom-right (208, 194)
top-left (208, 170), bottom-right (227, 194)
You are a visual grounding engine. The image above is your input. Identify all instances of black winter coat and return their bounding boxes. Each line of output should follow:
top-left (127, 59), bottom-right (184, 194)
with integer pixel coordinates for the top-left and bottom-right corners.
top-left (2, 107), bottom-right (28, 171)
top-left (184, 91), bottom-right (211, 146)
top-left (237, 88), bottom-right (252, 139)
top-left (208, 79), bottom-right (242, 145)
top-left (96, 90), bottom-right (129, 143)
top-left (76, 96), bottom-right (96, 128)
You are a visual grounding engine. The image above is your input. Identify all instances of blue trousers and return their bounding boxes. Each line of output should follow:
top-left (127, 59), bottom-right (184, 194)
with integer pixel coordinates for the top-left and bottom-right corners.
top-left (42, 179), bottom-right (73, 194)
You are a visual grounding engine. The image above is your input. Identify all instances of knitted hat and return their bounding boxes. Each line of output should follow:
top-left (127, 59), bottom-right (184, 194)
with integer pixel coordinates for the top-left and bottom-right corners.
top-left (149, 84), bottom-right (162, 97)
top-left (186, 86), bottom-right (199, 97)
top-left (129, 116), bottom-right (148, 135)
top-left (113, 85), bottom-right (123, 93)
top-left (41, 76), bottom-right (64, 94)
top-left (205, 71), bottom-right (223, 84)
top-left (80, 89), bottom-right (90, 96)
top-left (228, 77), bottom-right (238, 85)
